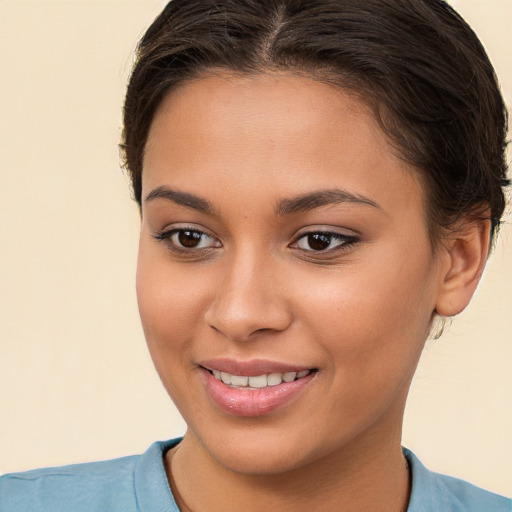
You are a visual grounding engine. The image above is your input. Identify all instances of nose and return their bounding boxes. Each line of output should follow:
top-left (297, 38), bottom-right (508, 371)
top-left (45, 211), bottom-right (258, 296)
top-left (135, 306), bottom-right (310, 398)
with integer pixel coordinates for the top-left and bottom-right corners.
top-left (204, 249), bottom-right (292, 342)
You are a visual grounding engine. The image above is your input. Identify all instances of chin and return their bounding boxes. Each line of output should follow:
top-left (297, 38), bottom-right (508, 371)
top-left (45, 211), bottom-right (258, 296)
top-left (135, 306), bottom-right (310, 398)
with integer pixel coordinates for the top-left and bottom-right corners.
top-left (209, 440), bottom-right (311, 476)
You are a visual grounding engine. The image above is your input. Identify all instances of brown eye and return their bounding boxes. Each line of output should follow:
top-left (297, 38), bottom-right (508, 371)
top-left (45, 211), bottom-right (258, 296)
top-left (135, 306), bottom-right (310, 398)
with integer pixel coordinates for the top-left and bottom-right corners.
top-left (307, 233), bottom-right (331, 251)
top-left (153, 227), bottom-right (220, 252)
top-left (177, 230), bottom-right (203, 248)
top-left (295, 231), bottom-right (359, 252)
top-left (160, 228), bottom-right (221, 251)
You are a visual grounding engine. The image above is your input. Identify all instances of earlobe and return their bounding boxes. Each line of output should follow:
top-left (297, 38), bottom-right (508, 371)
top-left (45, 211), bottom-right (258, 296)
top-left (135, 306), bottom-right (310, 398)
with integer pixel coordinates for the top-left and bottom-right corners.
top-left (435, 217), bottom-right (491, 317)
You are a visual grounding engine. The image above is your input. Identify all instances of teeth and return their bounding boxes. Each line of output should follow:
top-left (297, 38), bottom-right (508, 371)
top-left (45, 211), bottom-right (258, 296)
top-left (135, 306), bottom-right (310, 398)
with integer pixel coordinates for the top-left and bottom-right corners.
top-left (230, 375), bottom-right (249, 387)
top-left (248, 375), bottom-right (267, 388)
top-left (282, 372), bottom-right (297, 382)
top-left (210, 369), bottom-right (311, 388)
top-left (220, 372), bottom-right (231, 385)
top-left (267, 373), bottom-right (283, 386)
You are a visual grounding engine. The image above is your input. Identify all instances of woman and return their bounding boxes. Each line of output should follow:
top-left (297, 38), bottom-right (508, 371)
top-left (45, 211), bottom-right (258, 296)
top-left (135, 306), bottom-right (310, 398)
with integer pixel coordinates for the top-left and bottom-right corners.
top-left (1, 0), bottom-right (510, 511)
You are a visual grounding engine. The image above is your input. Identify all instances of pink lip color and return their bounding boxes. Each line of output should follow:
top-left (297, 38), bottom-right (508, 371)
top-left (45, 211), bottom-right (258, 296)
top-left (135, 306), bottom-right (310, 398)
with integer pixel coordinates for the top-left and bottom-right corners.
top-left (199, 360), bottom-right (316, 417)
top-left (200, 358), bottom-right (312, 377)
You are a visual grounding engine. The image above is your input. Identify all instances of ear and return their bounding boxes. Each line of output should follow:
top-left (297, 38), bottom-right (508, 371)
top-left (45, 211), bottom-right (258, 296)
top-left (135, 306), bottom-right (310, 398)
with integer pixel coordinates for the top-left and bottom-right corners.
top-left (435, 215), bottom-right (491, 317)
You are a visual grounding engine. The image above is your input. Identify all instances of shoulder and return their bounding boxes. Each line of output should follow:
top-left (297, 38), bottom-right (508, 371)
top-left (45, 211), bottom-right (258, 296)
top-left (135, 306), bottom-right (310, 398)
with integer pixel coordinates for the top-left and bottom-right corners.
top-left (404, 448), bottom-right (511, 512)
top-left (433, 473), bottom-right (512, 512)
top-left (0, 455), bottom-right (140, 512)
top-left (0, 439), bottom-right (181, 512)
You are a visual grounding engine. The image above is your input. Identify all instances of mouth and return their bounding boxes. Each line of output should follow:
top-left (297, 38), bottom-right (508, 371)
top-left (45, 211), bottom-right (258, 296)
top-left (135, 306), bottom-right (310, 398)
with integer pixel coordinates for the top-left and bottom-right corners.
top-left (206, 368), bottom-right (314, 389)
top-left (199, 360), bottom-right (318, 417)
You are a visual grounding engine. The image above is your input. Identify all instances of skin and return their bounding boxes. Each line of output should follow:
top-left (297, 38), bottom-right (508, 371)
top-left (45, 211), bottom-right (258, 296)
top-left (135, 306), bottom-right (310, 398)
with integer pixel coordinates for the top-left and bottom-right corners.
top-left (137, 72), bottom-right (489, 511)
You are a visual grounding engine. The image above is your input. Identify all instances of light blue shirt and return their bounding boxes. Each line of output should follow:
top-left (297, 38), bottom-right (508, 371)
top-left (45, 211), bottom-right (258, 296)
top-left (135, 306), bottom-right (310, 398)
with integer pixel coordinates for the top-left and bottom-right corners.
top-left (1, 438), bottom-right (510, 511)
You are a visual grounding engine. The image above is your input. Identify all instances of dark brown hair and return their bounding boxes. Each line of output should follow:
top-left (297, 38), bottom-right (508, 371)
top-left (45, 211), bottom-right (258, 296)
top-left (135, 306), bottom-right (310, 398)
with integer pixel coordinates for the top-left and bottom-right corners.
top-left (121, 0), bottom-right (508, 242)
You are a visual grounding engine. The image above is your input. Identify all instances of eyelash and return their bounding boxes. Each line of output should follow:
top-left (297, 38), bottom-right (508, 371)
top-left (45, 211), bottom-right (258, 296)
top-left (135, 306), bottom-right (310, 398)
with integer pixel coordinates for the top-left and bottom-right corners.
top-left (152, 227), bottom-right (220, 255)
top-left (152, 228), bottom-right (359, 256)
top-left (291, 231), bottom-right (359, 253)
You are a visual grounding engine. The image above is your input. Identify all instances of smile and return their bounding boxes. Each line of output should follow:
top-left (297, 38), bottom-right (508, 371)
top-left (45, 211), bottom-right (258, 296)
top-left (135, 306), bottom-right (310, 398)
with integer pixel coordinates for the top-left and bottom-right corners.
top-left (200, 362), bottom-right (318, 417)
top-left (211, 369), bottom-right (312, 389)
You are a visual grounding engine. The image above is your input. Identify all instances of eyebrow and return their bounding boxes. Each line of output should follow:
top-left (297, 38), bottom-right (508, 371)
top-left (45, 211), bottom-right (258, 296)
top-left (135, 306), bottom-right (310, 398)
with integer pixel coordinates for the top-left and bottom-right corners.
top-left (144, 186), bottom-right (217, 215)
top-left (275, 188), bottom-right (381, 216)
top-left (144, 185), bottom-right (380, 217)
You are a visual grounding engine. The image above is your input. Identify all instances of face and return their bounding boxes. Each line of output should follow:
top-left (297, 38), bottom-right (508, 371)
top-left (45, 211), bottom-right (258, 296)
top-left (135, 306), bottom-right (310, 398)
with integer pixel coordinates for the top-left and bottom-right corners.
top-left (137, 72), bottom-right (444, 475)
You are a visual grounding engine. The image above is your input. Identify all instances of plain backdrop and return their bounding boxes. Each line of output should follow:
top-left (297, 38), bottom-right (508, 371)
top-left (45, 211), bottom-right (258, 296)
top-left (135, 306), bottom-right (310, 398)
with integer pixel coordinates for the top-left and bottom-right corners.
top-left (0, 0), bottom-right (510, 497)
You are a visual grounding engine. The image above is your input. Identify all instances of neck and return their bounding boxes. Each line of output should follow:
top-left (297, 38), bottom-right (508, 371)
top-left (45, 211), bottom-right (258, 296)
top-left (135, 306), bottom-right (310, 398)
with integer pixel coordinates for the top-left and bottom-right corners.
top-left (166, 424), bottom-right (411, 512)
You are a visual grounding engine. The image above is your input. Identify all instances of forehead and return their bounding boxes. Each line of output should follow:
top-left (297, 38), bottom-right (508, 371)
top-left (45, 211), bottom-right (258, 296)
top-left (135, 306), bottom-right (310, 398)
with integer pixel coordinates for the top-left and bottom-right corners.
top-left (146, 72), bottom-right (382, 163)
top-left (143, 72), bottom-right (423, 216)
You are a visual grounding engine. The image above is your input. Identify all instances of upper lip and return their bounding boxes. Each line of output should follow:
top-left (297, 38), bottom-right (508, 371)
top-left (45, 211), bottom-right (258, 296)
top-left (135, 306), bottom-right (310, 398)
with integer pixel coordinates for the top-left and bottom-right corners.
top-left (199, 358), bottom-right (315, 376)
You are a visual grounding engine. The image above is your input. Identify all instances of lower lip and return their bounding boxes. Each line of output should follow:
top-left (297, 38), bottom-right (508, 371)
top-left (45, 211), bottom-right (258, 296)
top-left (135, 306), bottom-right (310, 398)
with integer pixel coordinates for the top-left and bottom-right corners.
top-left (201, 368), bottom-right (316, 417)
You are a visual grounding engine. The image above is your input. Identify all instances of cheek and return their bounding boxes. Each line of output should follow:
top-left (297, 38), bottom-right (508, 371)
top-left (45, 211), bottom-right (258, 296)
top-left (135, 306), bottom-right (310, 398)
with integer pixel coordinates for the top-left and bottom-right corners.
top-left (135, 249), bottom-right (214, 418)
top-left (292, 246), bottom-right (436, 374)
top-left (136, 243), bottom-right (207, 364)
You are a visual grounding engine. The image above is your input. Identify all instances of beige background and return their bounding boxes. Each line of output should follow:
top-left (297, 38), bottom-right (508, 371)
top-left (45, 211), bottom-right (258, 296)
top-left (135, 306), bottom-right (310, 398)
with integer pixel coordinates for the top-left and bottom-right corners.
top-left (0, 0), bottom-right (510, 497)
